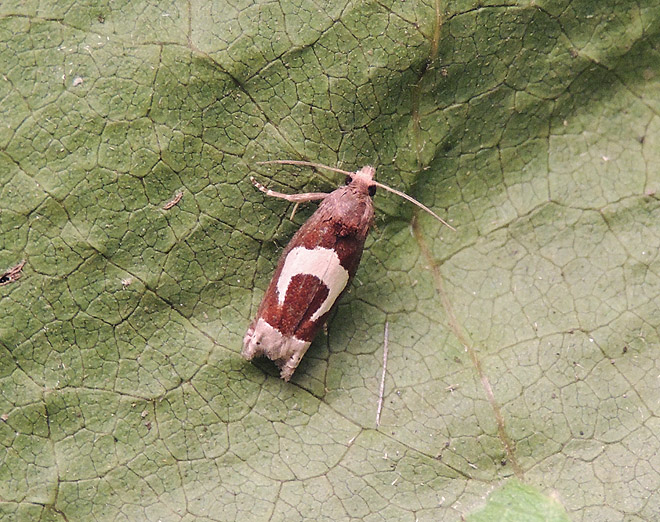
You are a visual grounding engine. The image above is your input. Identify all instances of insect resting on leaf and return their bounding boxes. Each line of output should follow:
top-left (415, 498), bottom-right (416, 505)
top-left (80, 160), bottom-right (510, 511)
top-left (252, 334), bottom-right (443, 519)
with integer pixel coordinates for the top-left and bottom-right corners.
top-left (242, 160), bottom-right (454, 381)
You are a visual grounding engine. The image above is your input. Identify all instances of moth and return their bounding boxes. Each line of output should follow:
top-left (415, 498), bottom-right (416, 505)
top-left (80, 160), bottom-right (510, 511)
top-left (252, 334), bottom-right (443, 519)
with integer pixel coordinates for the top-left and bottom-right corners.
top-left (242, 160), bottom-right (453, 381)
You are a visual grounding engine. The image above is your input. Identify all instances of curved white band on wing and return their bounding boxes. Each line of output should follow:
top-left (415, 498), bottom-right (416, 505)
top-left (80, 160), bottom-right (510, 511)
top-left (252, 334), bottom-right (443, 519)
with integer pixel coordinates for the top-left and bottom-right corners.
top-left (277, 246), bottom-right (349, 322)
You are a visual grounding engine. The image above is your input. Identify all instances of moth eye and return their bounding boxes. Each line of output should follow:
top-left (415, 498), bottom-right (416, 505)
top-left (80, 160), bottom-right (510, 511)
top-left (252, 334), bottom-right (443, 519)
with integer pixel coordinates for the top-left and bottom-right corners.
top-left (368, 185), bottom-right (376, 197)
top-left (345, 176), bottom-right (352, 185)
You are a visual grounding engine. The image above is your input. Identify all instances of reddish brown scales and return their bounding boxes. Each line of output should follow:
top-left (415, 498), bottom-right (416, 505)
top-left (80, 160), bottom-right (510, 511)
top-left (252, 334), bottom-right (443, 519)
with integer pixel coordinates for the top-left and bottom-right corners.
top-left (254, 183), bottom-right (372, 335)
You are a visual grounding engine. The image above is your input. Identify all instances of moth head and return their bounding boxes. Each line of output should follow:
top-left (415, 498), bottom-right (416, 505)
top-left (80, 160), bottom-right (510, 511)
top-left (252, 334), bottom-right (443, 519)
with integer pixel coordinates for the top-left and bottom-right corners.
top-left (256, 159), bottom-right (454, 230)
top-left (347, 166), bottom-right (377, 197)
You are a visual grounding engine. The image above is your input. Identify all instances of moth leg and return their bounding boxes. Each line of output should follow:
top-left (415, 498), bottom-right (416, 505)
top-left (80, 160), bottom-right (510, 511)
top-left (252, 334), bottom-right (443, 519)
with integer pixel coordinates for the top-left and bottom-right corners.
top-left (290, 203), bottom-right (300, 221)
top-left (251, 177), bottom-right (328, 203)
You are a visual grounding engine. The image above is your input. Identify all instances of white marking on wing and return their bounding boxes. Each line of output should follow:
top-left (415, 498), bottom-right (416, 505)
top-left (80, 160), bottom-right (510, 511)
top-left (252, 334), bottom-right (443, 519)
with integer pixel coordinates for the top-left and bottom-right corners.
top-left (277, 246), bottom-right (349, 322)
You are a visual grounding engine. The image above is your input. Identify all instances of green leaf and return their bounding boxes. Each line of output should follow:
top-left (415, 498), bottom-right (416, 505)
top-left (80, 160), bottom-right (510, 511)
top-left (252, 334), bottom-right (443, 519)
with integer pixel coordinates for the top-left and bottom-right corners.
top-left (2, 1), bottom-right (659, 521)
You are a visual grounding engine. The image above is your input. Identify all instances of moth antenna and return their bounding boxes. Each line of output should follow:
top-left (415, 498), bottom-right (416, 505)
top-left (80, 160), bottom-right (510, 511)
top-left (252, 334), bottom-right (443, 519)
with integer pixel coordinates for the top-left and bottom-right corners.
top-left (372, 180), bottom-right (456, 231)
top-left (258, 160), bottom-right (354, 177)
